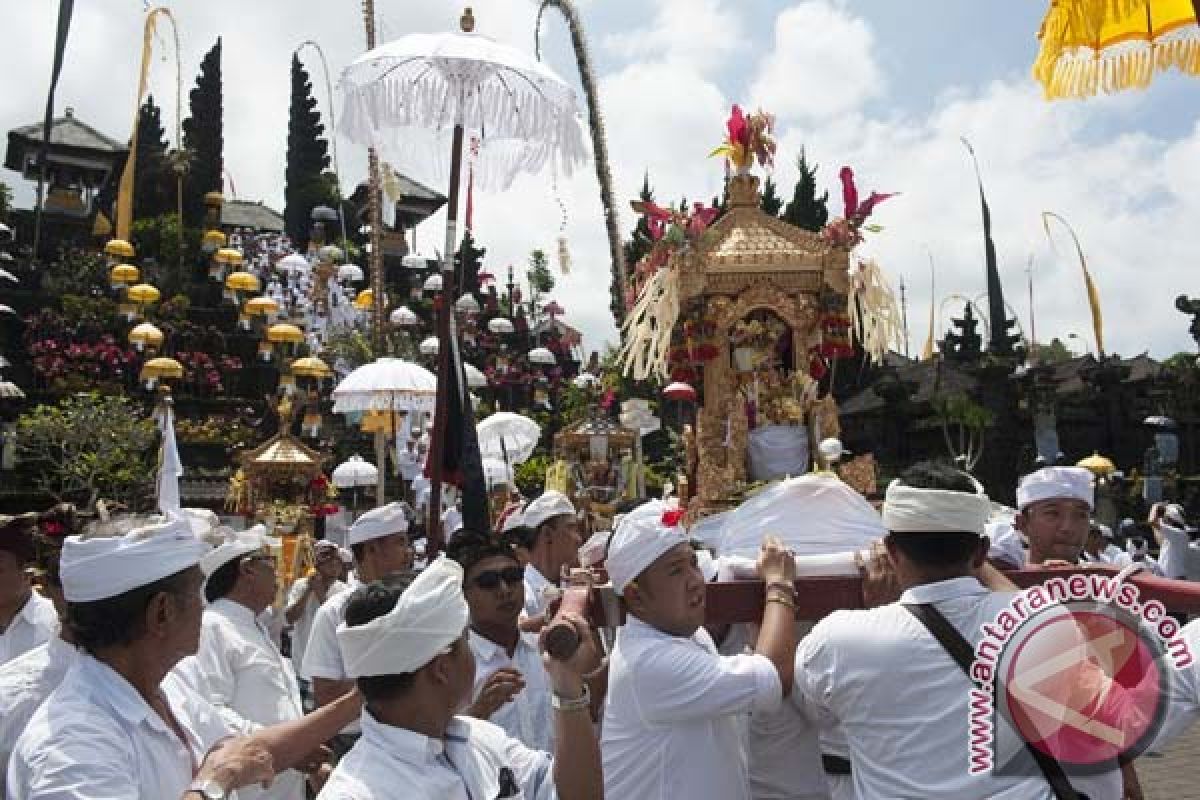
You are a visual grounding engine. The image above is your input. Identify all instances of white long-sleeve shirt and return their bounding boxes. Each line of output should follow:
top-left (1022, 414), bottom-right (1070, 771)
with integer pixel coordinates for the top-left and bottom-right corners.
top-left (601, 615), bottom-right (782, 800)
top-left (174, 598), bottom-right (305, 800)
top-left (0, 637), bottom-right (77, 795)
top-left (0, 592), bottom-right (57, 666)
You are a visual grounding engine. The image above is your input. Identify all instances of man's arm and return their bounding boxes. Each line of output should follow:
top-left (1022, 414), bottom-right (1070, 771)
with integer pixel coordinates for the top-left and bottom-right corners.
top-left (542, 615), bottom-right (603, 800)
top-left (754, 536), bottom-right (798, 696)
top-left (284, 578), bottom-right (313, 625)
top-left (312, 678), bottom-right (356, 709)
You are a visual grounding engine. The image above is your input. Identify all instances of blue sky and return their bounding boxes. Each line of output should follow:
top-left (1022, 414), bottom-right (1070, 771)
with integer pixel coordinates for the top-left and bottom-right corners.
top-left (2, 0), bottom-right (1198, 358)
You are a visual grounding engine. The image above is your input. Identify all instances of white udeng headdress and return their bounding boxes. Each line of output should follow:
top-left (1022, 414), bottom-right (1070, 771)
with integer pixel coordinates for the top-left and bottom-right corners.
top-left (336, 556), bottom-right (467, 677)
top-left (882, 475), bottom-right (991, 536)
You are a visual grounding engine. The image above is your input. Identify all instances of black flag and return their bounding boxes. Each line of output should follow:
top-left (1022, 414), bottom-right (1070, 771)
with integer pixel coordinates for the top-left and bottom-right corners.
top-left (33, 0), bottom-right (76, 260)
top-left (438, 324), bottom-right (491, 534)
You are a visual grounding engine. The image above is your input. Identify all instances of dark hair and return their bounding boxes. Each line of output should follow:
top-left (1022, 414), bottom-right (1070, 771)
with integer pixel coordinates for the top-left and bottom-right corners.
top-left (204, 557), bottom-right (241, 603)
top-left (447, 530), bottom-right (519, 577)
top-left (501, 524), bottom-right (538, 551)
top-left (66, 567), bottom-right (196, 654)
top-left (343, 574), bottom-right (420, 702)
top-left (887, 461), bottom-right (983, 568)
top-left (0, 517), bottom-right (37, 566)
top-left (32, 533), bottom-right (63, 589)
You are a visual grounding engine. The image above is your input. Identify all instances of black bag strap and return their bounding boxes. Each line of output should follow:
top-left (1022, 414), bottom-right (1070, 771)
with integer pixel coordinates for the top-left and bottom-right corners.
top-left (902, 602), bottom-right (1086, 800)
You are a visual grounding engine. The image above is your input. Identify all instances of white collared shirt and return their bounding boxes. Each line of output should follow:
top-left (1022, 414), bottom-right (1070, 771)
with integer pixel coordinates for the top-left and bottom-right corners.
top-left (287, 576), bottom-right (347, 680)
top-left (601, 615), bottom-right (782, 800)
top-left (0, 636), bottom-right (77, 786)
top-left (174, 598), bottom-right (304, 800)
top-left (0, 592), bottom-right (57, 666)
top-left (7, 653), bottom-right (231, 800)
top-left (302, 577), bottom-right (361, 734)
top-left (317, 710), bottom-right (555, 800)
top-left (522, 566), bottom-right (553, 620)
top-left (1154, 619), bottom-right (1200, 749)
top-left (468, 630), bottom-right (553, 753)
top-left (791, 576), bottom-right (1120, 800)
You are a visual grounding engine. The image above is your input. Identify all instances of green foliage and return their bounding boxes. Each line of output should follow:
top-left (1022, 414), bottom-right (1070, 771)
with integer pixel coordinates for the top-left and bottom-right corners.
top-left (323, 329), bottom-right (375, 371)
top-left (59, 294), bottom-right (119, 330)
top-left (526, 249), bottom-right (554, 322)
top-left (932, 392), bottom-right (993, 429)
top-left (1030, 337), bottom-right (1074, 364)
top-left (182, 38), bottom-right (224, 226)
top-left (40, 249), bottom-right (108, 296)
top-left (782, 148), bottom-right (829, 232)
top-left (456, 231), bottom-right (487, 299)
top-left (759, 176), bottom-right (784, 216)
top-left (515, 454), bottom-right (550, 497)
top-left (285, 54), bottom-right (337, 248)
top-left (16, 393), bottom-right (158, 508)
top-left (134, 95), bottom-right (173, 221)
top-left (131, 214), bottom-right (202, 295)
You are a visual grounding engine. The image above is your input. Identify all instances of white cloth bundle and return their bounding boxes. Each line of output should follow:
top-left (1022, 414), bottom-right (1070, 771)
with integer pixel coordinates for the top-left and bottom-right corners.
top-left (337, 557), bottom-right (468, 677)
top-left (746, 425), bottom-right (810, 482)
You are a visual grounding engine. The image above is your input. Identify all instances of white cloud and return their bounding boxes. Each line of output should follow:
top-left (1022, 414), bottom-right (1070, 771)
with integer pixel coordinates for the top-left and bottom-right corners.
top-left (748, 0), bottom-right (882, 122)
top-left (601, 0), bottom-right (744, 75)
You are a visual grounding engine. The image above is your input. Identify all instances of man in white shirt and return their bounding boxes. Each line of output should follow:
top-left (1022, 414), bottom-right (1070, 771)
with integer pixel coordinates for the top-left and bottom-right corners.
top-left (175, 528), bottom-right (318, 799)
top-left (303, 503), bottom-right (413, 747)
top-left (316, 558), bottom-right (603, 800)
top-left (285, 540), bottom-right (346, 693)
top-left (790, 462), bottom-right (1120, 799)
top-left (1151, 503), bottom-right (1200, 580)
top-left (447, 530), bottom-right (555, 752)
top-left (6, 512), bottom-right (359, 800)
top-left (1014, 466), bottom-right (1095, 567)
top-left (0, 520), bottom-right (57, 666)
top-left (514, 491), bottom-right (581, 623)
top-left (600, 499), bottom-right (798, 800)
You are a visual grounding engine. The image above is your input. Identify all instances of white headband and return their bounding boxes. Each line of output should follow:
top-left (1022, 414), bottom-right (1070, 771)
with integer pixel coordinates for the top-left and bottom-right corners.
top-left (336, 557), bottom-right (467, 678)
top-left (606, 500), bottom-right (689, 595)
top-left (62, 512), bottom-right (209, 602)
top-left (882, 477), bottom-right (990, 536)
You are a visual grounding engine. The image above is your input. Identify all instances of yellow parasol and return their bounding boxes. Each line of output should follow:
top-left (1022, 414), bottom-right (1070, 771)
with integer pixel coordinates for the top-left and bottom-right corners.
top-left (267, 323), bottom-right (306, 345)
top-left (1034, 0), bottom-right (1200, 99)
top-left (244, 296), bottom-right (280, 317)
top-left (215, 248), bottom-right (245, 266)
top-left (354, 289), bottom-right (374, 311)
top-left (109, 263), bottom-right (140, 288)
top-left (291, 356), bottom-right (333, 379)
top-left (104, 239), bottom-right (136, 259)
top-left (225, 271), bottom-right (261, 293)
top-left (128, 322), bottom-right (164, 352)
top-left (126, 283), bottom-right (160, 305)
top-left (1077, 452), bottom-right (1117, 477)
top-left (202, 229), bottom-right (227, 250)
top-left (140, 356), bottom-right (183, 381)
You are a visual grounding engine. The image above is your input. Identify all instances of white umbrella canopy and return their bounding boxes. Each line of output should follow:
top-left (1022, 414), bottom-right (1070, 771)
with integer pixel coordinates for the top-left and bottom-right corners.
top-left (424, 274), bottom-right (444, 292)
top-left (464, 362), bottom-right (487, 388)
top-left (332, 357), bottom-right (437, 414)
top-left (477, 411), bottom-right (541, 464)
top-left (332, 455), bottom-right (379, 488)
top-left (338, 263), bottom-right (365, 282)
top-left (488, 317), bottom-right (515, 334)
top-left (390, 306), bottom-right (419, 326)
top-left (528, 346), bottom-right (555, 365)
top-left (419, 336), bottom-right (440, 356)
top-left (0, 380), bottom-right (25, 400)
top-left (277, 253), bottom-right (310, 274)
top-left (338, 28), bottom-right (587, 193)
top-left (572, 373), bottom-right (600, 389)
top-left (481, 457), bottom-right (513, 490)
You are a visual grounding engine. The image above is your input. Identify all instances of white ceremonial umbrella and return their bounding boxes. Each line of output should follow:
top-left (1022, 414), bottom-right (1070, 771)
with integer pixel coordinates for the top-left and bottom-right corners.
top-left (332, 358), bottom-right (437, 505)
top-left (338, 10), bottom-right (585, 543)
top-left (477, 411), bottom-right (541, 466)
top-left (390, 306), bottom-right (419, 326)
top-left (528, 346), bottom-right (555, 365)
top-left (464, 362), bottom-right (487, 388)
top-left (424, 273), bottom-right (444, 292)
top-left (332, 454), bottom-right (380, 517)
top-left (419, 336), bottom-right (440, 356)
top-left (481, 457), bottom-right (513, 490)
top-left (488, 317), bottom-right (515, 334)
top-left (338, 263), bottom-right (365, 282)
top-left (573, 373), bottom-right (600, 389)
top-left (0, 380), bottom-right (25, 399)
top-left (277, 253), bottom-right (310, 274)
top-left (455, 293), bottom-right (481, 314)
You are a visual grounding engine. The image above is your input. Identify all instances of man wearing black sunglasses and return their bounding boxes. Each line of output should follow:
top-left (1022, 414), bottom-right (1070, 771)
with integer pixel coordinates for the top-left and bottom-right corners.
top-left (448, 530), bottom-right (555, 753)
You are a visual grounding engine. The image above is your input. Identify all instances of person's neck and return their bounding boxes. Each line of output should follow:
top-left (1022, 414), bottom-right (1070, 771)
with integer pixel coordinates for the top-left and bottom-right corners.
top-left (222, 589), bottom-right (266, 617)
top-left (529, 552), bottom-right (557, 585)
top-left (369, 696), bottom-right (454, 741)
top-left (472, 620), bottom-right (519, 656)
top-left (0, 587), bottom-right (33, 629)
top-left (93, 643), bottom-right (172, 706)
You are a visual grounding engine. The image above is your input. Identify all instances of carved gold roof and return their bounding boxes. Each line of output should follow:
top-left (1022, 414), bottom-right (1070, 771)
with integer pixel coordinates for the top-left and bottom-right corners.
top-left (241, 433), bottom-right (324, 477)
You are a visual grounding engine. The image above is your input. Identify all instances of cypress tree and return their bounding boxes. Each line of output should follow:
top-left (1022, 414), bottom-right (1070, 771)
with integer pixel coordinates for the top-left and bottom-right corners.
top-left (284, 53), bottom-right (337, 248)
top-left (181, 38), bottom-right (224, 226)
top-left (614, 173), bottom-right (656, 325)
top-left (455, 230), bottom-right (486, 300)
top-left (781, 148), bottom-right (829, 232)
top-left (759, 175), bottom-right (784, 216)
top-left (133, 95), bottom-right (171, 221)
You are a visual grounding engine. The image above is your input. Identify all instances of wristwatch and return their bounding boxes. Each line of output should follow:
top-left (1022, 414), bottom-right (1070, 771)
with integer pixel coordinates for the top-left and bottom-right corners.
top-left (187, 779), bottom-right (227, 800)
top-left (551, 682), bottom-right (591, 712)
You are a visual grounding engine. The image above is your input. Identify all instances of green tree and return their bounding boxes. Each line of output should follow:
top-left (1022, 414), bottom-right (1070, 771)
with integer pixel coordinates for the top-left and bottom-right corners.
top-left (133, 95), bottom-right (172, 221)
top-left (526, 248), bottom-right (554, 320)
top-left (131, 214), bottom-right (202, 295)
top-left (181, 38), bottom-right (224, 226)
top-left (284, 54), bottom-right (338, 248)
top-left (616, 173), bottom-right (656, 325)
top-left (782, 148), bottom-right (829, 232)
top-left (16, 393), bottom-right (159, 508)
top-left (1030, 337), bottom-right (1073, 364)
top-left (455, 230), bottom-right (487, 299)
top-left (931, 392), bottom-right (993, 472)
top-left (759, 175), bottom-right (784, 216)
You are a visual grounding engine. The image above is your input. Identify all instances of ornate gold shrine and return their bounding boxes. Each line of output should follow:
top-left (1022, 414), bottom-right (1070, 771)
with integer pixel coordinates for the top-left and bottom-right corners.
top-left (680, 174), bottom-right (846, 515)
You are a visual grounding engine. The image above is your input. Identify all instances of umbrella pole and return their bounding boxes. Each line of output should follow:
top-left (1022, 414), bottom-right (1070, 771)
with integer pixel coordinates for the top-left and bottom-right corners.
top-left (374, 428), bottom-right (386, 507)
top-left (427, 122), bottom-right (466, 554)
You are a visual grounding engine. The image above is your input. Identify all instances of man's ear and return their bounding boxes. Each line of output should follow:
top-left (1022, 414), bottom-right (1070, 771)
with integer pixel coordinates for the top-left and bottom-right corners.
top-left (973, 536), bottom-right (991, 569)
top-left (1014, 511), bottom-right (1027, 533)
top-left (144, 591), bottom-right (174, 639)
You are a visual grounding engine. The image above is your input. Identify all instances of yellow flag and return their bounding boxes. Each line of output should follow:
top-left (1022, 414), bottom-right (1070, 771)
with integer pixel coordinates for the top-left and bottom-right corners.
top-left (1042, 212), bottom-right (1104, 356)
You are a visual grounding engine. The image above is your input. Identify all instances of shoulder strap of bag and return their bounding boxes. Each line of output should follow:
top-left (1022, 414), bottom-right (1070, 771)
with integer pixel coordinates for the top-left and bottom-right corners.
top-left (902, 602), bottom-right (1085, 800)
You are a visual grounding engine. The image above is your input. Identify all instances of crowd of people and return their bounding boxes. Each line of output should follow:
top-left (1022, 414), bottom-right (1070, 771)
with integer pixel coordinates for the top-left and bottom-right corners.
top-left (2, 463), bottom-right (1200, 799)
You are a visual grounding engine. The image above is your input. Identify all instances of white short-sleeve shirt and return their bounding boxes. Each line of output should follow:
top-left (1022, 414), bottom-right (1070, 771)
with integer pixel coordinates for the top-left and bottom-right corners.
top-left (302, 578), bottom-right (361, 734)
top-left (522, 566), bottom-right (553, 620)
top-left (601, 615), bottom-right (782, 800)
top-left (317, 711), bottom-right (555, 800)
top-left (1154, 618), bottom-right (1200, 748)
top-left (791, 576), bottom-right (1121, 800)
top-left (7, 653), bottom-right (232, 800)
top-left (0, 592), bottom-right (57, 667)
top-left (287, 576), bottom-right (346, 680)
top-left (468, 630), bottom-right (553, 753)
top-left (174, 599), bottom-right (305, 800)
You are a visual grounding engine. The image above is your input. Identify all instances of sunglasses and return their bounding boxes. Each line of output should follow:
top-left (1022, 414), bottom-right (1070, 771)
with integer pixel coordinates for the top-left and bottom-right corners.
top-left (471, 566), bottom-right (525, 590)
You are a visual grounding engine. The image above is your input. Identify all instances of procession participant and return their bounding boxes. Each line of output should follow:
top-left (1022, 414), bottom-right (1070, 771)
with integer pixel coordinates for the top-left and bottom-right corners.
top-left (7, 513), bottom-right (360, 800)
top-left (1082, 522), bottom-right (1132, 567)
top-left (0, 517), bottom-right (57, 666)
top-left (790, 462), bottom-right (1122, 799)
top-left (316, 558), bottom-right (603, 800)
top-left (303, 503), bottom-right (412, 749)
top-left (601, 499), bottom-right (798, 800)
top-left (515, 491), bottom-right (581, 620)
top-left (285, 539), bottom-right (346, 701)
top-left (174, 527), bottom-right (317, 800)
top-left (1015, 465), bottom-right (1095, 566)
top-left (338, 547), bottom-right (353, 582)
top-left (0, 526), bottom-right (75, 791)
top-left (1150, 502), bottom-right (1200, 581)
top-left (447, 530), bottom-right (554, 752)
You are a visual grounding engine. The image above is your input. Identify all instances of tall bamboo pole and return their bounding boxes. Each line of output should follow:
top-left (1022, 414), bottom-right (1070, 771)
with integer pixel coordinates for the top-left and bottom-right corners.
top-left (362, 0), bottom-right (387, 504)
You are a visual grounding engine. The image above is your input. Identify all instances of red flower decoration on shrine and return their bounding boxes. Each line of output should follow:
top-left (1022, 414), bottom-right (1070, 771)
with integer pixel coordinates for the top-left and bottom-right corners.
top-left (661, 507), bottom-right (685, 528)
top-left (40, 520), bottom-right (66, 539)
